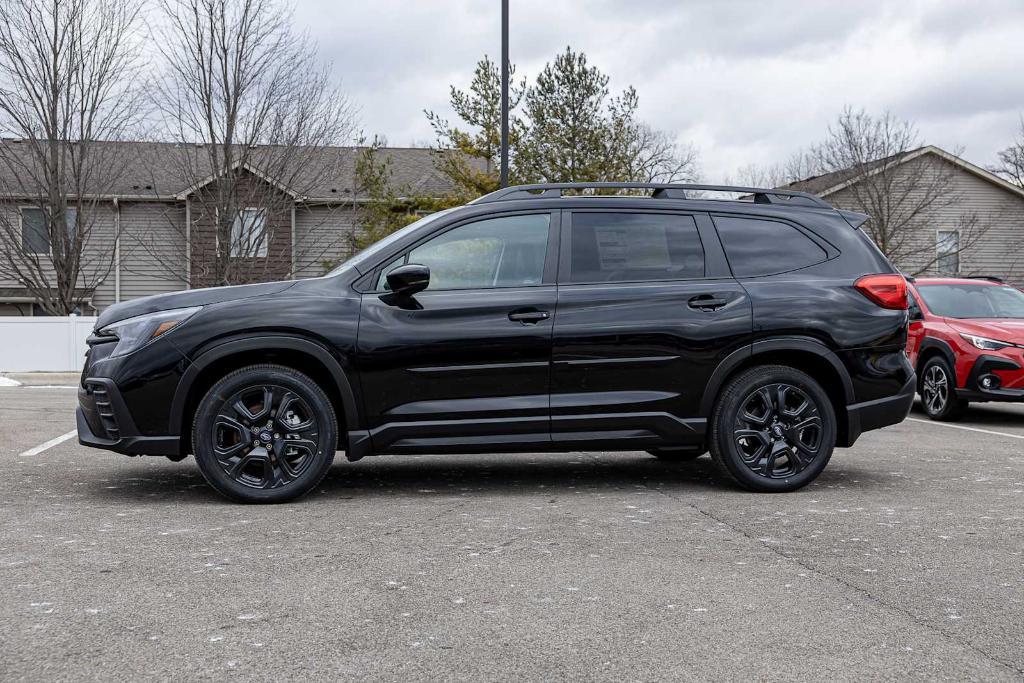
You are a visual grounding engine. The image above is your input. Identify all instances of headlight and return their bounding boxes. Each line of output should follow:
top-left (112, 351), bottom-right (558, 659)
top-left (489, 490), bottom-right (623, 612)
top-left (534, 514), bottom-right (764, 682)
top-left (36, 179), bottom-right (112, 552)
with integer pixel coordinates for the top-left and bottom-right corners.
top-left (959, 333), bottom-right (1015, 351)
top-left (99, 306), bottom-right (202, 357)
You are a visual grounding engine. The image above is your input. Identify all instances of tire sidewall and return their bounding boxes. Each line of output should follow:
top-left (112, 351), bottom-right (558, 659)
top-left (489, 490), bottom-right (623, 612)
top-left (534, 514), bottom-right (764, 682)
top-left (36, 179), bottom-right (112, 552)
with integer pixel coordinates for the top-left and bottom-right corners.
top-left (712, 366), bottom-right (836, 492)
top-left (192, 366), bottom-right (337, 503)
top-left (919, 357), bottom-right (960, 420)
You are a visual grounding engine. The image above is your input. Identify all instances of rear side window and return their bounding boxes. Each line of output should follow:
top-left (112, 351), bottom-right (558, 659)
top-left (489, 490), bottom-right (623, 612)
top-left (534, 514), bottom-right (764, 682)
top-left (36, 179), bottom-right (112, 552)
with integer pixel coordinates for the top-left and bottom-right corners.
top-left (715, 216), bottom-right (827, 277)
top-left (568, 212), bottom-right (704, 283)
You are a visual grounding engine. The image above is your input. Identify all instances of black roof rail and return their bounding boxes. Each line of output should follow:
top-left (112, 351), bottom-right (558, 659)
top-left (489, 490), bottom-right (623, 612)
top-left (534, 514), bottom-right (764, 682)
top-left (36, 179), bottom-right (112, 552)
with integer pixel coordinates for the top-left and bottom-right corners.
top-left (471, 182), bottom-right (834, 209)
top-left (964, 275), bottom-right (1005, 283)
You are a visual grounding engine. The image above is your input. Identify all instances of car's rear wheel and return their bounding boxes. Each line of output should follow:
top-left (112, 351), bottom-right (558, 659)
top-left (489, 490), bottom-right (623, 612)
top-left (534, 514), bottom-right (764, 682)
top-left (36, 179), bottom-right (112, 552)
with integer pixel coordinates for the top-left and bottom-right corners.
top-left (647, 447), bottom-right (705, 461)
top-left (709, 365), bottom-right (836, 492)
top-left (192, 364), bottom-right (337, 503)
top-left (919, 357), bottom-right (967, 421)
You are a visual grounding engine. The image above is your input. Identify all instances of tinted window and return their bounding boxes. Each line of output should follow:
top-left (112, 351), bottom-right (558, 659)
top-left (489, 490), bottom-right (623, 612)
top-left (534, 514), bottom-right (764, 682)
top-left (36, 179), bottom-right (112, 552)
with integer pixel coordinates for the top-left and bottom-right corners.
top-left (568, 212), bottom-right (704, 283)
top-left (21, 208), bottom-right (49, 254)
top-left (715, 216), bottom-right (827, 277)
top-left (916, 284), bottom-right (1024, 319)
top-left (377, 214), bottom-right (550, 291)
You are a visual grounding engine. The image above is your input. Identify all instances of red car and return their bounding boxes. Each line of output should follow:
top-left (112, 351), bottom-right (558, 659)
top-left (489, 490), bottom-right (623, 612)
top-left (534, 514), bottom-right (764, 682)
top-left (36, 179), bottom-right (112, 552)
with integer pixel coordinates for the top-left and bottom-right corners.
top-left (906, 276), bottom-right (1024, 420)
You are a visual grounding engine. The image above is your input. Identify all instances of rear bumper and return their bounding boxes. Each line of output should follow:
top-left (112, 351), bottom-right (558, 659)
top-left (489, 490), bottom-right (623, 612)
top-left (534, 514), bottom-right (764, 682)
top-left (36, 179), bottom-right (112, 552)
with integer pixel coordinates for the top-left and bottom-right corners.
top-left (77, 378), bottom-right (180, 456)
top-left (841, 373), bottom-right (916, 447)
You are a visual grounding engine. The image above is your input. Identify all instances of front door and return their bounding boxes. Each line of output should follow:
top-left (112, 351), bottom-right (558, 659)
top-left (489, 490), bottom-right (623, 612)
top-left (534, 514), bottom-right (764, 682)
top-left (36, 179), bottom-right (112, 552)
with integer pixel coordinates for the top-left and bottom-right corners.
top-left (357, 212), bottom-right (558, 453)
top-left (550, 209), bottom-right (752, 449)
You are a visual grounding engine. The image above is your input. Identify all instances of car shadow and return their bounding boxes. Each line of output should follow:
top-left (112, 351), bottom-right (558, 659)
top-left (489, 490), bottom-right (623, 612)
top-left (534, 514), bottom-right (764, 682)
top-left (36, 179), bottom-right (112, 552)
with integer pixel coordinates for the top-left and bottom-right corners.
top-left (88, 450), bottom-right (890, 504)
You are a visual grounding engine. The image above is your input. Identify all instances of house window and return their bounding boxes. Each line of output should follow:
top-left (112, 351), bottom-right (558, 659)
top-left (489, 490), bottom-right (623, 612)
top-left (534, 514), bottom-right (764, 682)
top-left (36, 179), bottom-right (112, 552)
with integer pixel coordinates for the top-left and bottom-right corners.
top-left (231, 208), bottom-right (268, 257)
top-left (936, 230), bottom-right (960, 274)
top-left (20, 207), bottom-right (76, 254)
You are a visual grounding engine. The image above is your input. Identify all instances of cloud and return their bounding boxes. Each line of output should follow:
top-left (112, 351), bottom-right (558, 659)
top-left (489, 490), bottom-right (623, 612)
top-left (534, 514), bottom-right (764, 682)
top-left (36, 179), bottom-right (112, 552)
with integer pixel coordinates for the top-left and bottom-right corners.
top-left (294, 0), bottom-right (1024, 181)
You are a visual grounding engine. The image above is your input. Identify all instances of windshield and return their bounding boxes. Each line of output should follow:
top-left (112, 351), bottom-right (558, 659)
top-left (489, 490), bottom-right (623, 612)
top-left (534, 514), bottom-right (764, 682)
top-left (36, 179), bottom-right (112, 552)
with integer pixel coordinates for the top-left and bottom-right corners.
top-left (916, 283), bottom-right (1024, 319)
top-left (327, 208), bottom-right (459, 276)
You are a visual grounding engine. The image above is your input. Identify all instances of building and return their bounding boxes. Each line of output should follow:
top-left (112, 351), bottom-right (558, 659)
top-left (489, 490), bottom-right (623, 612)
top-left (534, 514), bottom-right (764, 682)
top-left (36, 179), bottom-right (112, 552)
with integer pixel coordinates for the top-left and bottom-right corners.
top-left (0, 140), bottom-right (467, 315)
top-left (781, 145), bottom-right (1024, 282)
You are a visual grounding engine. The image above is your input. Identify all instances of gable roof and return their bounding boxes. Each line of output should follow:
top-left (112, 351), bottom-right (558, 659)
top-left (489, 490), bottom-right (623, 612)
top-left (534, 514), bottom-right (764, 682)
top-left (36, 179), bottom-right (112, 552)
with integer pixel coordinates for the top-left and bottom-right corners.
top-left (0, 139), bottom-right (478, 202)
top-left (780, 145), bottom-right (1024, 202)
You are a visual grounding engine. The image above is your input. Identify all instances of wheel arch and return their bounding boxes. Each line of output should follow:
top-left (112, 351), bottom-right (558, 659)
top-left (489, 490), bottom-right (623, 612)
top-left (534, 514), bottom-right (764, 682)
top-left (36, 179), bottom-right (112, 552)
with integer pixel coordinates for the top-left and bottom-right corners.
top-left (700, 338), bottom-right (855, 445)
top-left (171, 335), bottom-right (360, 454)
top-left (916, 338), bottom-right (957, 381)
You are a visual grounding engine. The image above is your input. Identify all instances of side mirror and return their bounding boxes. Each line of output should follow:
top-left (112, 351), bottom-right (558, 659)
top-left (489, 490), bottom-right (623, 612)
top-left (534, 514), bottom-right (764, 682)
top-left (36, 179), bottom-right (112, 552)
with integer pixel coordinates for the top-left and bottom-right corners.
top-left (385, 263), bottom-right (430, 297)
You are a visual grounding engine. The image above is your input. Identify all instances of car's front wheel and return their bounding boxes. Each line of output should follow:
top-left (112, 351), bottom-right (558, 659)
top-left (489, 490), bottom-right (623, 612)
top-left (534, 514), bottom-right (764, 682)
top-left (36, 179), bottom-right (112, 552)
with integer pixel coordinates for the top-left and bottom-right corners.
top-left (709, 365), bottom-right (837, 492)
top-left (919, 357), bottom-right (967, 421)
top-left (192, 364), bottom-right (337, 503)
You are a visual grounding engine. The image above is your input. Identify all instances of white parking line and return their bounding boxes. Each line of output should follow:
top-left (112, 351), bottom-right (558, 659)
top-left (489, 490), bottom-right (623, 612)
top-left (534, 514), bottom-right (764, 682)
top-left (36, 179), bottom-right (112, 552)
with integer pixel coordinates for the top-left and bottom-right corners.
top-left (906, 417), bottom-right (1024, 441)
top-left (19, 430), bottom-right (77, 456)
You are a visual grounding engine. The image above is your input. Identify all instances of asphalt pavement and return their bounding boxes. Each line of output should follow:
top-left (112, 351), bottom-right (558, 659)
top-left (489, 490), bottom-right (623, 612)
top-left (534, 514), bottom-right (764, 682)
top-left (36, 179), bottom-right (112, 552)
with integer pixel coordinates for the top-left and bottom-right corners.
top-left (1, 386), bottom-right (1022, 681)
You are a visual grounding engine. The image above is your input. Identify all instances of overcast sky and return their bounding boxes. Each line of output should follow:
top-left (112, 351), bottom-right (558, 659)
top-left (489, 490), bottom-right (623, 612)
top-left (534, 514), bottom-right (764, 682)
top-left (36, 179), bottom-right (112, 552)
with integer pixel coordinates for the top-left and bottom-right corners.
top-left (292, 0), bottom-right (1024, 182)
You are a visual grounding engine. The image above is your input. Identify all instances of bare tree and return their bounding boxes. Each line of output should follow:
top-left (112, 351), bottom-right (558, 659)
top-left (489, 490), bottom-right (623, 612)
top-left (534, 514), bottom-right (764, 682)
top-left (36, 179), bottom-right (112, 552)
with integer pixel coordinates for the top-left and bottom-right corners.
top-left (0, 0), bottom-right (145, 314)
top-left (991, 116), bottom-right (1024, 189)
top-left (726, 152), bottom-right (816, 188)
top-left (807, 108), bottom-right (987, 275)
top-left (143, 0), bottom-right (358, 288)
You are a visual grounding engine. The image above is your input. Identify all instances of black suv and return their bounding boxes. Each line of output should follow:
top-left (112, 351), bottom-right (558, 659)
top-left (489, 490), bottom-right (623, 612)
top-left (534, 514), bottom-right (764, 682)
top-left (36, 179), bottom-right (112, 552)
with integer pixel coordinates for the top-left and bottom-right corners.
top-left (77, 183), bottom-right (916, 503)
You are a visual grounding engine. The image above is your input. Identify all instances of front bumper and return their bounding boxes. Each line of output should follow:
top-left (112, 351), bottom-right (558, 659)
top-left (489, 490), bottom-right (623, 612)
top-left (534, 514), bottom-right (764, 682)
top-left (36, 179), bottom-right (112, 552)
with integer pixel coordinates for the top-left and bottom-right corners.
top-left (77, 378), bottom-right (180, 456)
top-left (841, 373), bottom-right (916, 447)
top-left (959, 354), bottom-right (1024, 402)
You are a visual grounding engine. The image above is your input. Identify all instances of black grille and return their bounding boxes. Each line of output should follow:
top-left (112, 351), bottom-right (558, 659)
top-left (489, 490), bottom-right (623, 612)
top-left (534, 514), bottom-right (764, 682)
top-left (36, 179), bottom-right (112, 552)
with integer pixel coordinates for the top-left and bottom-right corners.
top-left (86, 381), bottom-right (120, 439)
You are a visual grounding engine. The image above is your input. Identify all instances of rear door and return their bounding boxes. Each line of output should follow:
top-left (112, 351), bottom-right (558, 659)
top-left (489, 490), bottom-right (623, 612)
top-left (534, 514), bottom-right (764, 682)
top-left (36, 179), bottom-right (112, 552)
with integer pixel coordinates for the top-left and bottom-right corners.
top-left (550, 209), bottom-right (752, 449)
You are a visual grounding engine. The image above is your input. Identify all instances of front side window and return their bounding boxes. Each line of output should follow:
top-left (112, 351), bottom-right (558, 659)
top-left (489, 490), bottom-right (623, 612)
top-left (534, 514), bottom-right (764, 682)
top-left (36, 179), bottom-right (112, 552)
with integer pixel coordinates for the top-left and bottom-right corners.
top-left (715, 216), bottom-right (828, 277)
top-left (936, 230), bottom-right (960, 274)
top-left (917, 284), bottom-right (1024, 319)
top-left (231, 208), bottom-right (268, 257)
top-left (377, 213), bottom-right (550, 291)
top-left (567, 212), bottom-right (704, 283)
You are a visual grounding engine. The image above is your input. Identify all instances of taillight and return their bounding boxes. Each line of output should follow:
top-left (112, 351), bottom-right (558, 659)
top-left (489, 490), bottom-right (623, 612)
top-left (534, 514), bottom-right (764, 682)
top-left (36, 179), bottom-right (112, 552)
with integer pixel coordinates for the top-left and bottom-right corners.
top-left (854, 274), bottom-right (908, 310)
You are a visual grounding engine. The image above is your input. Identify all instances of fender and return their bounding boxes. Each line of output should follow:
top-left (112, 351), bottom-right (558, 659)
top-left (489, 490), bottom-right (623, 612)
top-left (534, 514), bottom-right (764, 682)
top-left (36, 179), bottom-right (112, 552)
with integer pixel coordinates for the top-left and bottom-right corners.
top-left (917, 337), bottom-right (956, 370)
top-left (699, 337), bottom-right (856, 416)
top-left (169, 335), bottom-right (360, 442)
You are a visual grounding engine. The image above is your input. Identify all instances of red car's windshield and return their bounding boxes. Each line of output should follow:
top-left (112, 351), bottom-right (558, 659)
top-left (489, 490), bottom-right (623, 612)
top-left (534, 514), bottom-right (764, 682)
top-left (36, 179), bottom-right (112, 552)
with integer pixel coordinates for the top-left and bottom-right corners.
top-left (916, 284), bottom-right (1024, 319)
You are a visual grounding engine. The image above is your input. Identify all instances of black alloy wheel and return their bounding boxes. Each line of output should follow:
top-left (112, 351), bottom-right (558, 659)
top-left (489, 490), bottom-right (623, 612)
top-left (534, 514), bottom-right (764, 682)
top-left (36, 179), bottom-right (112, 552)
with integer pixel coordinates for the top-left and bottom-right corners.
top-left (733, 383), bottom-right (822, 479)
top-left (193, 365), bottom-right (337, 503)
top-left (709, 365), bottom-right (836, 492)
top-left (919, 357), bottom-right (966, 421)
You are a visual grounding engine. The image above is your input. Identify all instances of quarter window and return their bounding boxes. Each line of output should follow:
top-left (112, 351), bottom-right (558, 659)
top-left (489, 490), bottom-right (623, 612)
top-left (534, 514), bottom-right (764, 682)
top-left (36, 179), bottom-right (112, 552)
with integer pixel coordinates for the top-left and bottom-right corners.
top-left (715, 216), bottom-right (827, 277)
top-left (377, 214), bottom-right (550, 291)
top-left (567, 212), bottom-right (704, 283)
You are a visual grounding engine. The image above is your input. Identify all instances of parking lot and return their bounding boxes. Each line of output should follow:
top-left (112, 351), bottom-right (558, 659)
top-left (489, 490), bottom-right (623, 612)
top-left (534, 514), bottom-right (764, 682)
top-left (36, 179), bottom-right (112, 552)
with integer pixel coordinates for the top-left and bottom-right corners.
top-left (1, 386), bottom-right (1022, 681)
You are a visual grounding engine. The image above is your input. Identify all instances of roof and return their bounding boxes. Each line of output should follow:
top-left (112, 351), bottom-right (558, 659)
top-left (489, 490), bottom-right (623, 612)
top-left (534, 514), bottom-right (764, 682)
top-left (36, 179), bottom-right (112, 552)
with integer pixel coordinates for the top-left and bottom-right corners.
top-left (0, 139), bottom-right (476, 202)
top-left (780, 145), bottom-right (1024, 202)
top-left (912, 277), bottom-right (1006, 287)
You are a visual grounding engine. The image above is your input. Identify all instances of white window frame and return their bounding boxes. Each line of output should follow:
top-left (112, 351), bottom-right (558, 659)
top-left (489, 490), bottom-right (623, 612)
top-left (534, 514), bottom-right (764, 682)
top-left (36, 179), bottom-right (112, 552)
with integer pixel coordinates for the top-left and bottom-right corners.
top-left (231, 207), bottom-right (268, 258)
top-left (936, 229), bottom-right (960, 274)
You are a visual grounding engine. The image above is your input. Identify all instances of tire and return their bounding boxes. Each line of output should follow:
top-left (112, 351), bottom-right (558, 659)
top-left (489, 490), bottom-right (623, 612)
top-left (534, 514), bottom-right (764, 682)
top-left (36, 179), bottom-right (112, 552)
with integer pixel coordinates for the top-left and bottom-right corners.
top-left (708, 365), bottom-right (837, 493)
top-left (192, 364), bottom-right (338, 503)
top-left (919, 357), bottom-right (967, 421)
top-left (647, 447), bottom-right (705, 462)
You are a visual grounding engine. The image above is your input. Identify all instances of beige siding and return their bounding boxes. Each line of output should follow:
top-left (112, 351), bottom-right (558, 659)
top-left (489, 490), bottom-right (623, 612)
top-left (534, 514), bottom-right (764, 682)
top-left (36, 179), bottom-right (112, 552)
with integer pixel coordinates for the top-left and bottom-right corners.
top-left (293, 204), bottom-right (358, 278)
top-left (827, 154), bottom-right (1024, 284)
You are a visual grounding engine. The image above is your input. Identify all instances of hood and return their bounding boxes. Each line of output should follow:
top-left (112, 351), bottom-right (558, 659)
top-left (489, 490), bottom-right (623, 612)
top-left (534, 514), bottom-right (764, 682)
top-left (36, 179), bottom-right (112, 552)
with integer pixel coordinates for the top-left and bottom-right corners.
top-left (95, 280), bottom-right (298, 329)
top-left (947, 318), bottom-right (1024, 345)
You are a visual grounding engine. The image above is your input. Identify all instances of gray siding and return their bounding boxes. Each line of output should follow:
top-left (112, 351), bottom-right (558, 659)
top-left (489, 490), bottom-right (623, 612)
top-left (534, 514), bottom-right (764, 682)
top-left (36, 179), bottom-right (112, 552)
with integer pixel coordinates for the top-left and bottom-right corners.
top-left (293, 204), bottom-right (358, 278)
top-left (110, 202), bottom-right (188, 306)
top-left (827, 154), bottom-right (1024, 284)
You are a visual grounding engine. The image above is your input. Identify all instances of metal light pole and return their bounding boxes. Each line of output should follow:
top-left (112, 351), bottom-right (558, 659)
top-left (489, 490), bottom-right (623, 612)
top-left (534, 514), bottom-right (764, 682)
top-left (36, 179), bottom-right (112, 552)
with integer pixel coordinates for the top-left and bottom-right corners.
top-left (499, 0), bottom-right (509, 188)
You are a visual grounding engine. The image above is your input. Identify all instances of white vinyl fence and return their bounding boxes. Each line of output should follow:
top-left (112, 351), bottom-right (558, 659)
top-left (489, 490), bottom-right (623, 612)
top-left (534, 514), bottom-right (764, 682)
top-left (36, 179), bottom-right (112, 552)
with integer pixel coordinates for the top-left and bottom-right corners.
top-left (0, 315), bottom-right (97, 372)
